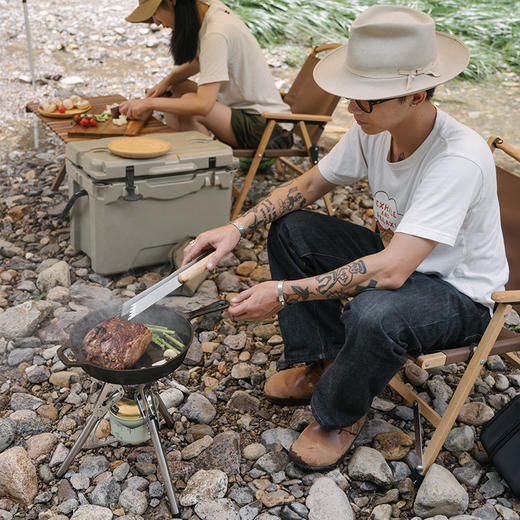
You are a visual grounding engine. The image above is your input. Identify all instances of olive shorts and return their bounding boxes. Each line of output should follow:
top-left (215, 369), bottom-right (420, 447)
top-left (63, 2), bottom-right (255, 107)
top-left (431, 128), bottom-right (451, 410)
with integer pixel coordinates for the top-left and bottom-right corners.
top-left (231, 109), bottom-right (293, 149)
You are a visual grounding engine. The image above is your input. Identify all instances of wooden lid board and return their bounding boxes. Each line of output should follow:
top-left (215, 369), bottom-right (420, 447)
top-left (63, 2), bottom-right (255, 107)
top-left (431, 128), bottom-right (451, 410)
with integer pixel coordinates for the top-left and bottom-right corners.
top-left (108, 137), bottom-right (172, 159)
top-left (38, 104), bottom-right (91, 118)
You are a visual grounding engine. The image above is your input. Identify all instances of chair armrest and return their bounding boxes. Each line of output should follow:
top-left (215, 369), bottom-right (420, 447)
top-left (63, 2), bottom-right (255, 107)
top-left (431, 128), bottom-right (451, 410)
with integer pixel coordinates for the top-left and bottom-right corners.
top-left (488, 136), bottom-right (520, 162)
top-left (261, 112), bottom-right (333, 123)
top-left (491, 290), bottom-right (520, 304)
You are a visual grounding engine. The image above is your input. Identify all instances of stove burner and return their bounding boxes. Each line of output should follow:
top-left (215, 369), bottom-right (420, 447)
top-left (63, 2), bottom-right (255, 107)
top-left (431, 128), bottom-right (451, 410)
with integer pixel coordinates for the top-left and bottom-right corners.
top-left (56, 383), bottom-right (179, 516)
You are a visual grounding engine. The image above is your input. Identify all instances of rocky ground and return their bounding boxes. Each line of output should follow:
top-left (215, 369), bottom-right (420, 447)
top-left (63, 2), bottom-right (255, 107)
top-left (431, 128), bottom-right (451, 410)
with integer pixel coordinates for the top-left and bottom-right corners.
top-left (2, 0), bottom-right (520, 519)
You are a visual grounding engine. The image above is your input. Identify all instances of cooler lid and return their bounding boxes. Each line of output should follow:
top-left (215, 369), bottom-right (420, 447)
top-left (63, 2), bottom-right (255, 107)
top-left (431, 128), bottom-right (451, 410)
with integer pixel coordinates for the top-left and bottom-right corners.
top-left (65, 131), bottom-right (234, 181)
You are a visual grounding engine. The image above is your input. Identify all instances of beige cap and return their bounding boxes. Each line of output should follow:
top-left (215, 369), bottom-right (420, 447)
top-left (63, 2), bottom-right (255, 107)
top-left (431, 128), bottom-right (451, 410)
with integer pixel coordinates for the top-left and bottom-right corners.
top-left (313, 5), bottom-right (470, 100)
top-left (125, 0), bottom-right (163, 23)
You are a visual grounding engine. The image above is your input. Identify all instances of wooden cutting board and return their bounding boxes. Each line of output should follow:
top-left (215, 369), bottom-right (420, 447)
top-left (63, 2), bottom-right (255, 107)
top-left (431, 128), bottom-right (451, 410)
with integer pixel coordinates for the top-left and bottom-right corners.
top-left (38, 104), bottom-right (91, 119)
top-left (108, 137), bottom-right (171, 159)
top-left (67, 117), bottom-right (149, 138)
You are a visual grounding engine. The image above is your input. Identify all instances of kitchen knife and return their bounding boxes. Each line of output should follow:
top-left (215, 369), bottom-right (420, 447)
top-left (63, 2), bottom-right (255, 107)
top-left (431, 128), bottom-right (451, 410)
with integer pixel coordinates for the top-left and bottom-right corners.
top-left (121, 252), bottom-right (216, 320)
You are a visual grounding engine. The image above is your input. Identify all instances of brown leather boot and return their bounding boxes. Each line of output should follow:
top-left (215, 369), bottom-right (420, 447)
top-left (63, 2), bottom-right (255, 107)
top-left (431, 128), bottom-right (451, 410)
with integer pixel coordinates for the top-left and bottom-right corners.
top-left (289, 416), bottom-right (366, 471)
top-left (263, 360), bottom-right (333, 406)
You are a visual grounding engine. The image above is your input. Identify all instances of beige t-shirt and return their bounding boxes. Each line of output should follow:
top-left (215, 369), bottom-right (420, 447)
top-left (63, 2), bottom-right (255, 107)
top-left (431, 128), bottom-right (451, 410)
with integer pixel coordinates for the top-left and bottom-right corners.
top-left (197, 0), bottom-right (289, 115)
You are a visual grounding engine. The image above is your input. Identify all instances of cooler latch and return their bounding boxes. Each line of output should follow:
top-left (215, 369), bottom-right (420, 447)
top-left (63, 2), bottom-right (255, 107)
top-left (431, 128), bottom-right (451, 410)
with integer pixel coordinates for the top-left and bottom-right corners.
top-left (209, 157), bottom-right (216, 169)
top-left (124, 165), bottom-right (143, 201)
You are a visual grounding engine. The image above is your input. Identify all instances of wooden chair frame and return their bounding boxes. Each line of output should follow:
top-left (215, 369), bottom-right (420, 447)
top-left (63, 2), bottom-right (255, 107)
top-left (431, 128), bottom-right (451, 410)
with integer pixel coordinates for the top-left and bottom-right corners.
top-left (388, 136), bottom-right (520, 474)
top-left (231, 44), bottom-right (341, 220)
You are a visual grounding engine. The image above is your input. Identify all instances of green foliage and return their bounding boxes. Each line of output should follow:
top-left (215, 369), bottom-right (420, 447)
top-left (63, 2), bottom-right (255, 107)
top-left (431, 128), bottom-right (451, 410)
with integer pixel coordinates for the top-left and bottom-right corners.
top-left (225, 0), bottom-right (520, 80)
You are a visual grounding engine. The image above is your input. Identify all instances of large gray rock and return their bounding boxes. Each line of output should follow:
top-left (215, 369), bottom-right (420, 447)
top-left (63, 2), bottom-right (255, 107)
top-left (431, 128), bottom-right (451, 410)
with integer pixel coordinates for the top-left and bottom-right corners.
top-left (0, 239), bottom-right (23, 258)
top-left (118, 488), bottom-right (148, 515)
top-left (354, 419), bottom-right (400, 446)
top-left (91, 477), bottom-right (121, 507)
top-left (479, 472), bottom-right (505, 499)
top-left (70, 282), bottom-right (120, 311)
top-left (36, 260), bottom-right (71, 292)
top-left (445, 426), bottom-right (474, 453)
top-left (427, 375), bottom-right (454, 401)
top-left (453, 459), bottom-right (484, 488)
top-left (414, 464), bottom-right (469, 517)
top-left (255, 451), bottom-right (290, 474)
top-left (180, 393), bottom-right (216, 424)
top-left (194, 498), bottom-right (239, 520)
top-left (457, 402), bottom-right (494, 425)
top-left (260, 427), bottom-right (299, 452)
top-left (9, 410), bottom-right (51, 436)
top-left (0, 301), bottom-right (53, 339)
top-left (347, 446), bottom-right (393, 487)
top-left (306, 477), bottom-right (355, 520)
top-left (159, 388), bottom-right (184, 408)
top-left (78, 455), bottom-right (110, 478)
top-left (194, 431), bottom-right (240, 476)
top-left (180, 469), bottom-right (228, 506)
top-left (0, 419), bottom-right (15, 452)
top-left (0, 446), bottom-right (38, 505)
top-left (70, 504), bottom-right (113, 520)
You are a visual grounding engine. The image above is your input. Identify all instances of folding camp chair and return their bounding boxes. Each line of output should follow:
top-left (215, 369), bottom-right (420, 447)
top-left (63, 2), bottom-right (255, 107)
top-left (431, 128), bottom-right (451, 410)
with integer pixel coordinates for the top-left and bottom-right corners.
top-left (231, 44), bottom-right (342, 220)
top-left (388, 136), bottom-right (520, 475)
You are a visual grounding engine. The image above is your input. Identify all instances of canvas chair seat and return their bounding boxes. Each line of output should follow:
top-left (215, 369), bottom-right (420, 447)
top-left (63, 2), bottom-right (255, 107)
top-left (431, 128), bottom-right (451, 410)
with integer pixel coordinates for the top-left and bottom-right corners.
top-left (388, 136), bottom-right (520, 475)
top-left (230, 44), bottom-right (342, 220)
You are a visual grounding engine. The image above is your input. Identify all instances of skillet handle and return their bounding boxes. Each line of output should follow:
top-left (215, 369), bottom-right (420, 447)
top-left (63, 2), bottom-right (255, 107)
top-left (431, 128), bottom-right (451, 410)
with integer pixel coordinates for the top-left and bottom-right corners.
top-left (184, 300), bottom-right (229, 320)
top-left (57, 345), bottom-right (85, 368)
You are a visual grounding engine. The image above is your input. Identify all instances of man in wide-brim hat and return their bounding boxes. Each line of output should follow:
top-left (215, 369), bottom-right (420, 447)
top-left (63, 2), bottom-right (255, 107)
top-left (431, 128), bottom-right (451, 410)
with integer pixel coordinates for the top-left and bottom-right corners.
top-left (183, 5), bottom-right (508, 470)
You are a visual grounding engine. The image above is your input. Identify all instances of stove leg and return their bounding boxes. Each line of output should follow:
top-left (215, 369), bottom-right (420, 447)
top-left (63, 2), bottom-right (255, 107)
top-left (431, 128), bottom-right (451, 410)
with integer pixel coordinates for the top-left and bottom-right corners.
top-left (137, 386), bottom-right (179, 517)
top-left (156, 393), bottom-right (175, 429)
top-left (56, 383), bottom-right (123, 478)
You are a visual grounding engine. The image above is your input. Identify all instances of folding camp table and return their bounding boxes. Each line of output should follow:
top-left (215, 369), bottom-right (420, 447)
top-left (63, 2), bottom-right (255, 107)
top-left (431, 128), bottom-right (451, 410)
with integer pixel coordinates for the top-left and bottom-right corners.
top-left (26, 94), bottom-right (172, 190)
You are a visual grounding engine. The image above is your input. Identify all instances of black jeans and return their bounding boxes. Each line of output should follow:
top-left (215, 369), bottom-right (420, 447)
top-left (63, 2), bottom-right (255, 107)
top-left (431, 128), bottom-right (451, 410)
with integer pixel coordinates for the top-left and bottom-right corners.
top-left (267, 210), bottom-right (491, 429)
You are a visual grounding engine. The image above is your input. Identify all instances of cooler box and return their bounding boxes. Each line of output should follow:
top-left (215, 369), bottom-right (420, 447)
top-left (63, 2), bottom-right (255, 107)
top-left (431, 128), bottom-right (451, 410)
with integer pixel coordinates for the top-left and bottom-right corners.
top-left (65, 131), bottom-right (234, 275)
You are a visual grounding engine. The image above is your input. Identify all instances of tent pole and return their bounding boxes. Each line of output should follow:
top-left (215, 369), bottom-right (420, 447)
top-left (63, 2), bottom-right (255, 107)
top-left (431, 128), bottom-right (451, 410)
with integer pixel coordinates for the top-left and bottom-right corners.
top-left (22, 0), bottom-right (39, 148)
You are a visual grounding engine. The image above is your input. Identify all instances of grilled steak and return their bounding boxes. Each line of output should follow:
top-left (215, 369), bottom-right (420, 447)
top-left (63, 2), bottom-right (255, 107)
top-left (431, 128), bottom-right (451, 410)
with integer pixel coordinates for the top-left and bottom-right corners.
top-left (81, 319), bottom-right (152, 369)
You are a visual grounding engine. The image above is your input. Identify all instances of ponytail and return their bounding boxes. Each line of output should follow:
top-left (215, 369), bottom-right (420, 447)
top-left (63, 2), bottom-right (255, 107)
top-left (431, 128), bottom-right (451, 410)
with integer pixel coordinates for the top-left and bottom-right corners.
top-left (169, 0), bottom-right (200, 64)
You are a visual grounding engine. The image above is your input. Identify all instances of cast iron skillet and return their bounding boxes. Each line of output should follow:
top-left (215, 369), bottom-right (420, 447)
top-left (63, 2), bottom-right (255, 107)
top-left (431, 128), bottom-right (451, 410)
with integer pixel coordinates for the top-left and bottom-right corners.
top-left (57, 300), bottom-right (229, 385)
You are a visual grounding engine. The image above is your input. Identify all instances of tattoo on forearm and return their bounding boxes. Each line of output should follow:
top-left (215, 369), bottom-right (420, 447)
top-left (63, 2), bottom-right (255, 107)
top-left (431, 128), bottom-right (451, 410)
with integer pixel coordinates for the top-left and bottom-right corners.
top-left (243, 186), bottom-right (307, 233)
top-left (279, 187), bottom-right (307, 214)
top-left (316, 260), bottom-right (367, 297)
top-left (283, 260), bottom-right (378, 303)
top-left (285, 285), bottom-right (310, 303)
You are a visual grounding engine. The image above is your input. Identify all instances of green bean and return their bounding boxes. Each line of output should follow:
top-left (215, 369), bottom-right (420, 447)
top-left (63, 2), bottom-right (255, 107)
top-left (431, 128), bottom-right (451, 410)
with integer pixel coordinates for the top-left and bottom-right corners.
top-left (161, 331), bottom-right (185, 349)
top-left (151, 334), bottom-right (182, 355)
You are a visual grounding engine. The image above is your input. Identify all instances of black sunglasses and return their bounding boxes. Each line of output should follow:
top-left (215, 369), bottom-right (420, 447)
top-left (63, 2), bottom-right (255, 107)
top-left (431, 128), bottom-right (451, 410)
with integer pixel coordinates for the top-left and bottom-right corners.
top-left (354, 97), bottom-right (399, 113)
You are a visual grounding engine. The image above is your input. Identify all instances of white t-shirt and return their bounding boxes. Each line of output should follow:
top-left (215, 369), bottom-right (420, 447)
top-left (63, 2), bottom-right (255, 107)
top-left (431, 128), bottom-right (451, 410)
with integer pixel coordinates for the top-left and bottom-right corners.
top-left (318, 108), bottom-right (508, 309)
top-left (197, 0), bottom-right (289, 115)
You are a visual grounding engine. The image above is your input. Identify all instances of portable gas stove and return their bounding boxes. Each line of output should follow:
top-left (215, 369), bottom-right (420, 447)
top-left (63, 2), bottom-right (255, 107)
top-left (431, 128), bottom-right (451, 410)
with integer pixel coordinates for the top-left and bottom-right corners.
top-left (56, 382), bottom-right (179, 516)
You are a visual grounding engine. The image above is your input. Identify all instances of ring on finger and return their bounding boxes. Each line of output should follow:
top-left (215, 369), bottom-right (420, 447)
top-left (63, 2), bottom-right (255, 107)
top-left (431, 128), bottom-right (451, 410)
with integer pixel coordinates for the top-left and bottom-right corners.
top-left (189, 239), bottom-right (197, 247)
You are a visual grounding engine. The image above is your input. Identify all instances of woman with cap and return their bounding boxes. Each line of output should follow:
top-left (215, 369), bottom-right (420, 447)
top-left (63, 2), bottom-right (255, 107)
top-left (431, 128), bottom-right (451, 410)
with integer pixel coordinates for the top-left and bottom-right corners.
top-left (183, 5), bottom-right (508, 470)
top-left (120, 0), bottom-right (292, 149)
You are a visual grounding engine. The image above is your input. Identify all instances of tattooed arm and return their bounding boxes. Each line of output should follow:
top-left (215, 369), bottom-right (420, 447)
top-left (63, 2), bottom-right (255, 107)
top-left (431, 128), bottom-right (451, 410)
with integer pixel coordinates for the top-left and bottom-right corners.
top-left (229, 232), bottom-right (437, 321)
top-left (182, 165), bottom-right (336, 268)
top-left (239, 165), bottom-right (336, 235)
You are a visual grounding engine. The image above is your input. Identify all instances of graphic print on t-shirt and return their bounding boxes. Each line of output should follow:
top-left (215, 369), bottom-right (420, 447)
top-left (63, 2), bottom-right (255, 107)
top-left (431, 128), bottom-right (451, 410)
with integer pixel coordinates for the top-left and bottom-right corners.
top-left (374, 190), bottom-right (402, 245)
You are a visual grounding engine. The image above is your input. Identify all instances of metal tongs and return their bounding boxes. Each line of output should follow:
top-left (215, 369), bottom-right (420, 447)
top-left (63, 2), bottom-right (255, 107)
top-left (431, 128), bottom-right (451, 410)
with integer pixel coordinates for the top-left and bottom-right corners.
top-left (119, 251), bottom-right (216, 320)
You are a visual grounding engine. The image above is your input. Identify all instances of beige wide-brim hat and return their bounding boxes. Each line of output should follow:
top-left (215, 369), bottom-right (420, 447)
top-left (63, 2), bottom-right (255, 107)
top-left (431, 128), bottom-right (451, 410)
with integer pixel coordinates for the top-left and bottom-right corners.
top-left (126, 0), bottom-right (162, 23)
top-left (314, 5), bottom-right (470, 100)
